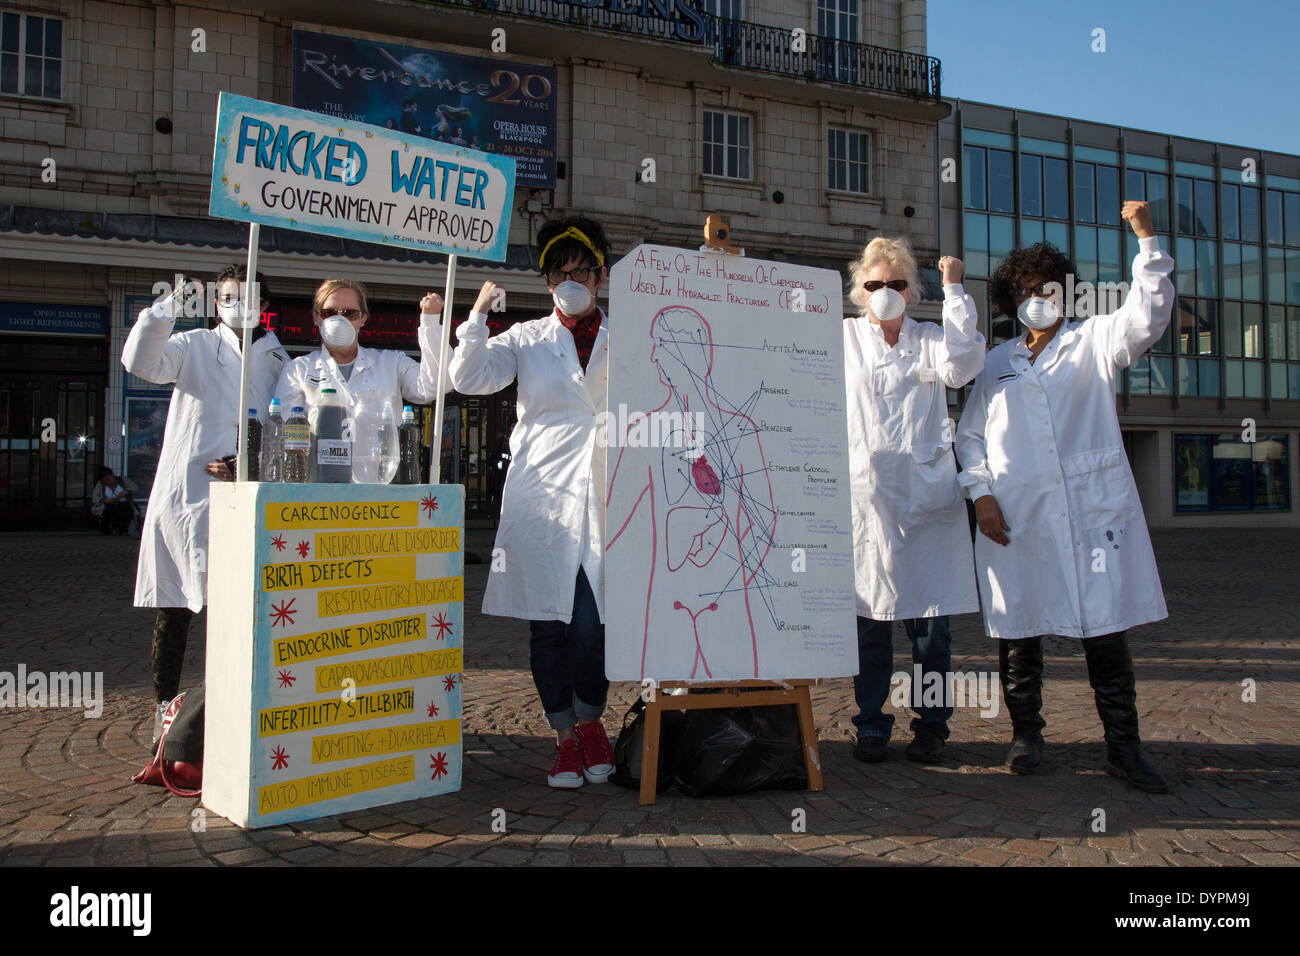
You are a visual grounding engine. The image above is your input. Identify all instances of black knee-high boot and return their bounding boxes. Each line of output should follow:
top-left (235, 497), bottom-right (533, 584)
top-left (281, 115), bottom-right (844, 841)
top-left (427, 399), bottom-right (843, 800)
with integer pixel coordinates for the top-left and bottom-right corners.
top-left (998, 637), bottom-right (1045, 774)
top-left (1083, 631), bottom-right (1168, 793)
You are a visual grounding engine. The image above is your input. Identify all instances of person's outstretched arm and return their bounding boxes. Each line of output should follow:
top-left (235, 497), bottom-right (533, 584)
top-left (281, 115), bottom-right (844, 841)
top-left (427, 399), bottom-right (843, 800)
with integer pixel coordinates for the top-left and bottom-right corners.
top-left (449, 281), bottom-right (519, 395)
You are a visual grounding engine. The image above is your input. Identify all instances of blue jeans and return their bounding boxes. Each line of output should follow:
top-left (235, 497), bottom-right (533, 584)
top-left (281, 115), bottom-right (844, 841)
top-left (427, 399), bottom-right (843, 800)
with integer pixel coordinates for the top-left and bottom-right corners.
top-left (527, 568), bottom-right (608, 731)
top-left (852, 615), bottom-right (953, 741)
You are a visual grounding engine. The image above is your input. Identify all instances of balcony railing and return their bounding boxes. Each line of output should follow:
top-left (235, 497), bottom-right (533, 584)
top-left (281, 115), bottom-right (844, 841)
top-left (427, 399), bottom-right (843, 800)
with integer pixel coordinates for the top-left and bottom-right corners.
top-left (424, 0), bottom-right (942, 100)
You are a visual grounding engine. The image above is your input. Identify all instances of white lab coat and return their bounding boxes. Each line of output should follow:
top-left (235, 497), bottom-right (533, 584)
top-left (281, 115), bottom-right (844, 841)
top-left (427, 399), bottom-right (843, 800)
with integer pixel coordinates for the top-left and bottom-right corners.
top-left (956, 236), bottom-right (1175, 639)
top-left (273, 323), bottom-right (447, 415)
top-left (450, 308), bottom-right (607, 624)
top-left (122, 305), bottom-right (287, 611)
top-left (844, 288), bottom-right (985, 620)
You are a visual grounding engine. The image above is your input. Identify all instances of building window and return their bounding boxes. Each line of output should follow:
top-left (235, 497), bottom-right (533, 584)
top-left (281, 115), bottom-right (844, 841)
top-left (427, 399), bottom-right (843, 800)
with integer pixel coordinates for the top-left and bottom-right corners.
top-left (961, 144), bottom-right (1013, 214)
top-left (827, 128), bottom-right (870, 194)
top-left (702, 0), bottom-right (744, 17)
top-left (817, 0), bottom-right (860, 84)
top-left (702, 110), bottom-right (751, 180)
top-left (0, 11), bottom-right (62, 99)
top-left (1175, 434), bottom-right (1290, 513)
top-left (818, 0), bottom-right (859, 42)
top-left (1044, 157), bottom-right (1069, 220)
top-left (1125, 168), bottom-right (1171, 233)
top-left (1133, 308), bottom-right (1175, 396)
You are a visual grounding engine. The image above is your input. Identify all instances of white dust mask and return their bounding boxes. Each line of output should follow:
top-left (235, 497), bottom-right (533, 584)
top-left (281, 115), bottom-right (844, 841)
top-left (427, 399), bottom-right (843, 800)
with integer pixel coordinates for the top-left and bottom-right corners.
top-left (321, 315), bottom-right (358, 349)
top-left (218, 302), bottom-right (259, 329)
top-left (867, 287), bottom-right (906, 323)
top-left (1017, 297), bottom-right (1061, 330)
top-left (552, 280), bottom-right (593, 317)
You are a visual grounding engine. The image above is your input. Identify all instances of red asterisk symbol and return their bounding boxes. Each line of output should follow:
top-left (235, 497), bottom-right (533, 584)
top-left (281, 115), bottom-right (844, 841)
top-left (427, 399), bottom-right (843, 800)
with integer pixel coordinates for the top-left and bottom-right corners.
top-left (426, 700), bottom-right (440, 717)
top-left (271, 534), bottom-right (286, 552)
top-left (421, 494), bottom-right (438, 516)
top-left (270, 746), bottom-right (289, 770)
top-left (432, 612), bottom-right (453, 641)
top-left (270, 598), bottom-right (297, 628)
top-left (429, 751), bottom-right (449, 781)
top-left (277, 669), bottom-right (295, 688)
top-left (295, 540), bottom-right (310, 558)
top-left (442, 674), bottom-right (457, 691)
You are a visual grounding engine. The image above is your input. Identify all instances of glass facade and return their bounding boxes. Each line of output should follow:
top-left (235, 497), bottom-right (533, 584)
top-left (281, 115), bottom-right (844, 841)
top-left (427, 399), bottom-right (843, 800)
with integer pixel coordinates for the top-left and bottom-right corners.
top-left (957, 125), bottom-right (1300, 400)
top-left (1174, 433), bottom-right (1290, 512)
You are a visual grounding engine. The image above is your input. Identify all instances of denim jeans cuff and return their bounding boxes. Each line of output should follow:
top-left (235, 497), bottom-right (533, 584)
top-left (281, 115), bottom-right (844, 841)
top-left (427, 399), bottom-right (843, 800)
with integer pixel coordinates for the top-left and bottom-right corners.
top-left (544, 706), bottom-right (578, 731)
top-left (573, 695), bottom-right (606, 723)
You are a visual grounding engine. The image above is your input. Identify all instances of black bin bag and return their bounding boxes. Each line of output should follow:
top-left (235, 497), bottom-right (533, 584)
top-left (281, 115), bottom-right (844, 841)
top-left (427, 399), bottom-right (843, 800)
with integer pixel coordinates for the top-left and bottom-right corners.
top-left (671, 703), bottom-right (808, 797)
top-left (610, 697), bottom-right (683, 792)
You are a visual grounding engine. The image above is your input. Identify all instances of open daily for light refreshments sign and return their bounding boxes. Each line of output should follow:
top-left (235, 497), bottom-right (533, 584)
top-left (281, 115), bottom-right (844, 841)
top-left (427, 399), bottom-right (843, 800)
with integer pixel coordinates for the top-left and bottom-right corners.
top-left (209, 92), bottom-right (516, 262)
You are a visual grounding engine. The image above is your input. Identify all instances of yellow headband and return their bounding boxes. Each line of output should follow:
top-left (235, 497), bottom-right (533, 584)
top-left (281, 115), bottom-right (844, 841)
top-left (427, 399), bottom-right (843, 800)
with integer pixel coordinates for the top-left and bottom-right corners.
top-left (539, 226), bottom-right (605, 271)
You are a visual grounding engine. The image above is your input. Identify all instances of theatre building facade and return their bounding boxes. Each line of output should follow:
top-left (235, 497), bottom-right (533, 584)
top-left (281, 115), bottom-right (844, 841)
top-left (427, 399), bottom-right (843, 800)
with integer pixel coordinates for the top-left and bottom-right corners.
top-left (0, 0), bottom-right (945, 528)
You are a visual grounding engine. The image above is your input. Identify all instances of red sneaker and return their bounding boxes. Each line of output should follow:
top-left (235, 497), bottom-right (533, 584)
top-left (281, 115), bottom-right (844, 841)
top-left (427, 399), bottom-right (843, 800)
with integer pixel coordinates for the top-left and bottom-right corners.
top-left (547, 738), bottom-right (584, 789)
top-left (575, 720), bottom-right (614, 784)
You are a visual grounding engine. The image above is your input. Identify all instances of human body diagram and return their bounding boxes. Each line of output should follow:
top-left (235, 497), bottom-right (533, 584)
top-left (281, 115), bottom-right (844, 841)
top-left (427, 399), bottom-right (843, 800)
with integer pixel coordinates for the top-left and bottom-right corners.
top-left (606, 305), bottom-right (781, 681)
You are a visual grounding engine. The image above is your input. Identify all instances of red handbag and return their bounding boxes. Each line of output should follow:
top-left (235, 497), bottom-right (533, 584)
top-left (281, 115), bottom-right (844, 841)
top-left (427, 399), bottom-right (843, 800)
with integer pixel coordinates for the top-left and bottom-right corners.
top-left (132, 692), bottom-right (203, 797)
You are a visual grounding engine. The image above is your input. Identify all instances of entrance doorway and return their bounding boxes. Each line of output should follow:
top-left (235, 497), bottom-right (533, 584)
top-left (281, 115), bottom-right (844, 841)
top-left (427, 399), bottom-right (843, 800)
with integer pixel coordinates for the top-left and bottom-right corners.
top-left (0, 337), bottom-right (106, 530)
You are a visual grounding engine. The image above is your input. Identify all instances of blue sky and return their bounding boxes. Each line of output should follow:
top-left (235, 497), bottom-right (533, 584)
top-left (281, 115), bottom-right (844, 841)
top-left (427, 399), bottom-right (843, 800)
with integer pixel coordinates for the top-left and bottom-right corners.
top-left (927, 0), bottom-right (1298, 155)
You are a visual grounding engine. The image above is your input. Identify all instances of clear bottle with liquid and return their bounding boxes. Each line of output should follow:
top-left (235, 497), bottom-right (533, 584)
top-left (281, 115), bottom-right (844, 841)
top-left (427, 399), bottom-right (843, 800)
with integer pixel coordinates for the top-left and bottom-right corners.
top-left (260, 398), bottom-right (285, 482)
top-left (244, 408), bottom-right (261, 481)
top-left (396, 405), bottom-right (422, 484)
top-left (283, 405), bottom-right (310, 483)
top-left (351, 394), bottom-right (399, 484)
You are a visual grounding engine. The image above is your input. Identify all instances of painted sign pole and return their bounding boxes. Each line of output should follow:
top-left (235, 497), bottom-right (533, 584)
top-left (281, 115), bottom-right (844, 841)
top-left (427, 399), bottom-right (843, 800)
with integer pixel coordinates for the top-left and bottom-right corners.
top-left (432, 253), bottom-right (457, 485)
top-left (235, 222), bottom-right (260, 483)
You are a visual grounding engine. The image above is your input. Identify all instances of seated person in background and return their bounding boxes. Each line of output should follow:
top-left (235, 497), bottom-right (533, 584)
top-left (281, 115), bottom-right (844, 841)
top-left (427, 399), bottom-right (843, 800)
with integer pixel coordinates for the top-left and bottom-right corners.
top-left (91, 466), bottom-right (138, 535)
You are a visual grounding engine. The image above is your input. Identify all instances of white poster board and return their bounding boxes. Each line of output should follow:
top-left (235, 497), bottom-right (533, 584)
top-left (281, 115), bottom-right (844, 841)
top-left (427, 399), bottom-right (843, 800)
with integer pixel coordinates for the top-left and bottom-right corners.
top-left (605, 245), bottom-right (857, 682)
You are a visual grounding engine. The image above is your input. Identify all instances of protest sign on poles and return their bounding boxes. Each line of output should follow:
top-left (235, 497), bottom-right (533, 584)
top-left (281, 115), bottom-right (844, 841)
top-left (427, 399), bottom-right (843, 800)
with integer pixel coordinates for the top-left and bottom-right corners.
top-left (207, 91), bottom-right (517, 481)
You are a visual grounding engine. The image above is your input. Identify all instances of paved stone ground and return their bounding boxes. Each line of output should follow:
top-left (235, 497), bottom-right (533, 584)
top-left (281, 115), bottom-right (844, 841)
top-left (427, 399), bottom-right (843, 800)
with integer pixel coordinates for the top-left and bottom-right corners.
top-left (0, 527), bottom-right (1297, 867)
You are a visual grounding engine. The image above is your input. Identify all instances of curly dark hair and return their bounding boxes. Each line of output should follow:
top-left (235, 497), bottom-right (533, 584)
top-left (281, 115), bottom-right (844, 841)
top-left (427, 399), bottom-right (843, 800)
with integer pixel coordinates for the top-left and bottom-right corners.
top-left (213, 265), bottom-right (274, 307)
top-left (988, 242), bottom-right (1074, 319)
top-left (536, 215), bottom-right (611, 277)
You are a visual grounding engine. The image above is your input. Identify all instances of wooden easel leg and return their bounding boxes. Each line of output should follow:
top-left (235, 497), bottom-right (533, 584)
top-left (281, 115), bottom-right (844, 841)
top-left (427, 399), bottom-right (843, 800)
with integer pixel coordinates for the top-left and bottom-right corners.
top-left (794, 685), bottom-right (824, 792)
top-left (639, 697), bottom-right (663, 806)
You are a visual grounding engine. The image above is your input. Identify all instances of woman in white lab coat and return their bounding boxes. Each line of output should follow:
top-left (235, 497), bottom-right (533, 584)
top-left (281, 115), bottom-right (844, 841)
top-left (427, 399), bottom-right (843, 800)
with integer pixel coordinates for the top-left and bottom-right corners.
top-left (843, 238), bottom-right (985, 765)
top-left (956, 201), bottom-right (1173, 792)
top-left (449, 216), bottom-right (615, 790)
top-left (122, 266), bottom-right (287, 746)
top-left (274, 279), bottom-right (447, 443)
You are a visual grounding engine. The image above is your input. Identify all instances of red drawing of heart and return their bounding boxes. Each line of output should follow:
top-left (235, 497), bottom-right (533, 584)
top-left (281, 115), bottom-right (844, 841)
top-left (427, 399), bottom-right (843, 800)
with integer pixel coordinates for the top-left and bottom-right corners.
top-left (691, 454), bottom-right (722, 495)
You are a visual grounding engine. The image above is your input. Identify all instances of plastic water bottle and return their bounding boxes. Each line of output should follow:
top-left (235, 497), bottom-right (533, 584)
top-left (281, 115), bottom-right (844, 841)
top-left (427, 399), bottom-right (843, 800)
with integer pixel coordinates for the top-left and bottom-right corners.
top-left (283, 405), bottom-right (310, 483)
top-left (350, 395), bottom-right (399, 484)
top-left (310, 387), bottom-right (352, 483)
top-left (260, 399), bottom-right (285, 482)
top-left (244, 408), bottom-right (262, 481)
top-left (397, 406), bottom-right (422, 484)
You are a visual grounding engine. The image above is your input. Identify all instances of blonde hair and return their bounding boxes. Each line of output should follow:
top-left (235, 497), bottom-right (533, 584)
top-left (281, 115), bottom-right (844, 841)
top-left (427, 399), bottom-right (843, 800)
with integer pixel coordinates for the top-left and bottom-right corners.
top-left (313, 278), bottom-right (370, 316)
top-left (848, 236), bottom-right (920, 313)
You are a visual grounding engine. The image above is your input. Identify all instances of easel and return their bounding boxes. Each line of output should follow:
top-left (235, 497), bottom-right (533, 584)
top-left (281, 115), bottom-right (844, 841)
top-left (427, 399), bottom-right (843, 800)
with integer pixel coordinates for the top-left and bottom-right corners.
top-left (637, 678), bottom-right (824, 805)
top-left (632, 216), bottom-right (826, 805)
